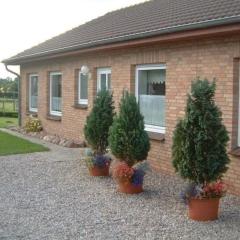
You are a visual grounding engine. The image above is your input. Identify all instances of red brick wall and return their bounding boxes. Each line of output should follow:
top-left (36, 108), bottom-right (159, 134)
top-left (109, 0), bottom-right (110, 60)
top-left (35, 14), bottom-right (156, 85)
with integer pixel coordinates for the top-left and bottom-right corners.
top-left (20, 35), bottom-right (240, 195)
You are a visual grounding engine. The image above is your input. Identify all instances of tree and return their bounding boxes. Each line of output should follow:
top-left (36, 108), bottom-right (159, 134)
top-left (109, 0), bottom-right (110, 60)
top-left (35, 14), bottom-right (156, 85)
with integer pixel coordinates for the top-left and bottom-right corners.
top-left (109, 91), bottom-right (150, 166)
top-left (84, 90), bottom-right (114, 155)
top-left (172, 79), bottom-right (230, 184)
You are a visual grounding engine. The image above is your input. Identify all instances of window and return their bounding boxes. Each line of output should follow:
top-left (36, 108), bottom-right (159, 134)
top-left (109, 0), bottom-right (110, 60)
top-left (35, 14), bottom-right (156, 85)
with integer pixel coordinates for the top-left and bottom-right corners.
top-left (50, 72), bottom-right (62, 116)
top-left (29, 74), bottom-right (38, 112)
top-left (97, 68), bottom-right (111, 91)
top-left (78, 71), bottom-right (88, 105)
top-left (136, 64), bottom-right (166, 133)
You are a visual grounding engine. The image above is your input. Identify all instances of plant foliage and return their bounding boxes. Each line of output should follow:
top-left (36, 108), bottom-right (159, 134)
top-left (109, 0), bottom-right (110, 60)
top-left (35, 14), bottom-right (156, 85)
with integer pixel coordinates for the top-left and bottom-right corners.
top-left (109, 91), bottom-right (150, 166)
top-left (25, 116), bottom-right (42, 133)
top-left (84, 90), bottom-right (114, 154)
top-left (172, 79), bottom-right (230, 184)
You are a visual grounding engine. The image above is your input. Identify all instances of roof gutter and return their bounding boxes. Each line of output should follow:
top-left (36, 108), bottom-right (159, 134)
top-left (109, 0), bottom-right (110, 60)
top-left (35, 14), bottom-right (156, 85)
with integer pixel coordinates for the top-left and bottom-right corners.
top-left (3, 14), bottom-right (240, 64)
top-left (4, 64), bottom-right (21, 127)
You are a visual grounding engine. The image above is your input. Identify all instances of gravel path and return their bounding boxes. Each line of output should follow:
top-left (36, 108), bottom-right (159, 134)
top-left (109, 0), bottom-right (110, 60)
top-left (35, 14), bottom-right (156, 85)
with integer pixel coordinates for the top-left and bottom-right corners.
top-left (0, 130), bottom-right (240, 240)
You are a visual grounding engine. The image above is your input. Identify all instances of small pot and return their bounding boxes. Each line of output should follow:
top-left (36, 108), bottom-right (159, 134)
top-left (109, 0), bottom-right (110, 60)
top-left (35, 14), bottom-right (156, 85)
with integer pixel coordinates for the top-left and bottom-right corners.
top-left (188, 197), bottom-right (220, 221)
top-left (118, 181), bottom-right (143, 194)
top-left (89, 165), bottom-right (109, 176)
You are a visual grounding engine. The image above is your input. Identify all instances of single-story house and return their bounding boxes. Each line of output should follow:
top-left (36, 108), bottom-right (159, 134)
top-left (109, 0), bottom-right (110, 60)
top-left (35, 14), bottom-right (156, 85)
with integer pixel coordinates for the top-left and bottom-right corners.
top-left (3, 0), bottom-right (240, 195)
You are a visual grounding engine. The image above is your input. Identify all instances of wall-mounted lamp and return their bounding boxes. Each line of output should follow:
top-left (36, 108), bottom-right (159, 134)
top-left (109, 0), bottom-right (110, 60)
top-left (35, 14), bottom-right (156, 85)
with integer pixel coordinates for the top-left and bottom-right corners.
top-left (81, 65), bottom-right (90, 76)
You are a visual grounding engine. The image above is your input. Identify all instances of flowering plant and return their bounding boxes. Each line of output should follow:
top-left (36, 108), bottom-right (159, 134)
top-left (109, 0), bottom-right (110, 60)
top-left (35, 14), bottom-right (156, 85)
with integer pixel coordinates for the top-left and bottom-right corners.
top-left (113, 161), bottom-right (149, 186)
top-left (180, 180), bottom-right (226, 204)
top-left (83, 148), bottom-right (111, 169)
top-left (25, 116), bottom-right (42, 132)
top-left (112, 162), bottom-right (134, 183)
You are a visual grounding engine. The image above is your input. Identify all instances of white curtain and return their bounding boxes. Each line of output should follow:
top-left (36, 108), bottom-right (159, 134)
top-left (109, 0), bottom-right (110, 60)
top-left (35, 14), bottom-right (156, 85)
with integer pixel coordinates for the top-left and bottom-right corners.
top-left (139, 95), bottom-right (165, 127)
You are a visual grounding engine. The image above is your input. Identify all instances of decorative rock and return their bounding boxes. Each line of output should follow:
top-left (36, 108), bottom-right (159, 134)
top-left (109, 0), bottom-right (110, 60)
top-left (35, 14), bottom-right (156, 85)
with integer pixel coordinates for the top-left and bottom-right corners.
top-left (8, 127), bottom-right (85, 148)
top-left (51, 137), bottom-right (60, 145)
top-left (63, 140), bottom-right (75, 148)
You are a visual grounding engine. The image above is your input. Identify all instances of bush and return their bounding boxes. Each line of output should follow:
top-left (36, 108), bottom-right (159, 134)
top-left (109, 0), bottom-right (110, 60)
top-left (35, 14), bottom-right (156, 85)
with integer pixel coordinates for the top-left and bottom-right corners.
top-left (172, 79), bottom-right (230, 185)
top-left (109, 91), bottom-right (150, 166)
top-left (0, 112), bottom-right (18, 118)
top-left (84, 90), bottom-right (114, 155)
top-left (25, 116), bottom-right (42, 132)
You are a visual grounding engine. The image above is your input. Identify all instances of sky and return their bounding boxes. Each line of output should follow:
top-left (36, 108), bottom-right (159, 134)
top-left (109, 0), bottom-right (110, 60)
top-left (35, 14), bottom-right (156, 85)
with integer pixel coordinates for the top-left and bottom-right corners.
top-left (0, 0), bottom-right (146, 79)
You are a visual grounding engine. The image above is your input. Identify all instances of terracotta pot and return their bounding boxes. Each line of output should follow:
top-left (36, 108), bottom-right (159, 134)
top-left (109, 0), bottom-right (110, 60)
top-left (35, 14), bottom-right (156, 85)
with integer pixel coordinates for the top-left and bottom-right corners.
top-left (118, 181), bottom-right (143, 194)
top-left (188, 197), bottom-right (220, 221)
top-left (89, 165), bottom-right (109, 176)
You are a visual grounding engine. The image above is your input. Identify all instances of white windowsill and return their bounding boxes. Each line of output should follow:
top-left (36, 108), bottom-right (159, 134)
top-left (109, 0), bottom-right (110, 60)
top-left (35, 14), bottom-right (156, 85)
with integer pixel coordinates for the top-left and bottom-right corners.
top-left (78, 99), bottom-right (88, 105)
top-left (50, 111), bottom-right (62, 117)
top-left (29, 108), bottom-right (38, 113)
top-left (145, 125), bottom-right (166, 134)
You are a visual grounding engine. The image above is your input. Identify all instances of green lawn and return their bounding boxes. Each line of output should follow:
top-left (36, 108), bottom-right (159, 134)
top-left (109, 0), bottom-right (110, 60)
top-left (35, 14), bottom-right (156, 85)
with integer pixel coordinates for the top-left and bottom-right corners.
top-left (0, 130), bottom-right (49, 156)
top-left (0, 99), bottom-right (18, 112)
top-left (0, 117), bottom-right (18, 128)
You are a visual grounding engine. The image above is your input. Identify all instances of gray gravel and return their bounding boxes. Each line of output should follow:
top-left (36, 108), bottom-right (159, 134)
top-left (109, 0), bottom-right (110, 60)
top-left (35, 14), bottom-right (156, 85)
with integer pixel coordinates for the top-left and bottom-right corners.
top-left (0, 130), bottom-right (240, 240)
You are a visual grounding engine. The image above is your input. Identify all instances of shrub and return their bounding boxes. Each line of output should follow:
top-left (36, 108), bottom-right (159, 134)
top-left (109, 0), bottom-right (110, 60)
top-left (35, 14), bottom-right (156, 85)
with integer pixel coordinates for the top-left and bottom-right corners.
top-left (172, 79), bottom-right (230, 186)
top-left (25, 116), bottom-right (42, 132)
top-left (84, 90), bottom-right (114, 155)
top-left (109, 91), bottom-right (150, 166)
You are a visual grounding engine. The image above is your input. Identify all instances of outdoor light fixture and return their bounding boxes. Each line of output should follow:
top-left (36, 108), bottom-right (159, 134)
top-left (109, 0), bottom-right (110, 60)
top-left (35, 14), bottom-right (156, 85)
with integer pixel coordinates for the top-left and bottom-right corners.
top-left (81, 65), bottom-right (90, 75)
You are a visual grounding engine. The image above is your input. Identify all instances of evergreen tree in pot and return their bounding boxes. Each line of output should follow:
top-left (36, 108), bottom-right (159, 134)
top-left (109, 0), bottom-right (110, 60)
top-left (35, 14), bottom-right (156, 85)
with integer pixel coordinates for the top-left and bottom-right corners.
top-left (172, 79), bottom-right (230, 221)
top-left (84, 90), bottom-right (115, 176)
top-left (109, 91), bottom-right (150, 194)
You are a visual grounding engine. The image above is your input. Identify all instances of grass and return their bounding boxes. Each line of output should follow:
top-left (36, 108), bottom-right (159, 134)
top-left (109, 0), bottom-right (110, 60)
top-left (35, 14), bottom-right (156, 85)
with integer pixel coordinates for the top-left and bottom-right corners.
top-left (0, 130), bottom-right (49, 156)
top-left (0, 117), bottom-right (18, 128)
top-left (0, 99), bottom-right (18, 112)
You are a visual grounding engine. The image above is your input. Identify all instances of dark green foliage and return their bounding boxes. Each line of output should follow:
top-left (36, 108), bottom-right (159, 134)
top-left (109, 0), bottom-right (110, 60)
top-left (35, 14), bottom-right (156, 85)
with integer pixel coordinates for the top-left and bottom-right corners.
top-left (172, 79), bottom-right (230, 184)
top-left (84, 90), bottom-right (114, 154)
top-left (109, 91), bottom-right (150, 166)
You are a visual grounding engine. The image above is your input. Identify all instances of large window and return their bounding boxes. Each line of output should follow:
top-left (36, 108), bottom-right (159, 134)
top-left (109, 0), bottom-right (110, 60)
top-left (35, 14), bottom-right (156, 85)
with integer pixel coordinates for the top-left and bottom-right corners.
top-left (78, 71), bottom-right (88, 105)
top-left (136, 64), bottom-right (166, 133)
top-left (29, 74), bottom-right (38, 112)
top-left (50, 72), bottom-right (62, 116)
top-left (97, 68), bottom-right (111, 91)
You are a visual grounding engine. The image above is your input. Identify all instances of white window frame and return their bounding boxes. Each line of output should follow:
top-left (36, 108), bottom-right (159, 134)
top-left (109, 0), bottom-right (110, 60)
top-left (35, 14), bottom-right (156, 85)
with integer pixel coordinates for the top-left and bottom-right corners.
top-left (29, 74), bottom-right (38, 112)
top-left (78, 71), bottom-right (88, 105)
top-left (135, 64), bottom-right (166, 134)
top-left (97, 68), bottom-right (111, 91)
top-left (50, 72), bottom-right (62, 116)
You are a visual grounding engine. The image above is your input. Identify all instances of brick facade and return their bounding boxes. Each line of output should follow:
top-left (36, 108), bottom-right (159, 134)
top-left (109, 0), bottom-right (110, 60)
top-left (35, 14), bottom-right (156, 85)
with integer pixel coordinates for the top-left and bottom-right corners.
top-left (20, 34), bottom-right (240, 195)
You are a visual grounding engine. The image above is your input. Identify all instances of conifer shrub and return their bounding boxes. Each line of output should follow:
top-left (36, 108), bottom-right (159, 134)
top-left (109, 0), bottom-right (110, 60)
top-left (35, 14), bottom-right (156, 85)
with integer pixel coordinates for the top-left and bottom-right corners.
top-left (109, 91), bottom-right (150, 167)
top-left (84, 90), bottom-right (114, 168)
top-left (109, 91), bottom-right (150, 188)
top-left (172, 79), bottom-right (229, 199)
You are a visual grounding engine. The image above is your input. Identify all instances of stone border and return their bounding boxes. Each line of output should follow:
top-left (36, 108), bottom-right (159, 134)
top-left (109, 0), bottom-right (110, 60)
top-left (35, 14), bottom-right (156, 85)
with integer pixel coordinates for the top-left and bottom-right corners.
top-left (7, 126), bottom-right (86, 148)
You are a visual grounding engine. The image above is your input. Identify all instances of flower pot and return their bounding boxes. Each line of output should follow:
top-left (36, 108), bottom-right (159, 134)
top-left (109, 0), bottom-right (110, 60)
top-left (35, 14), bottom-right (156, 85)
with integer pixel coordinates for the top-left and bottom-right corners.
top-left (118, 181), bottom-right (143, 194)
top-left (188, 197), bottom-right (220, 221)
top-left (89, 165), bottom-right (109, 176)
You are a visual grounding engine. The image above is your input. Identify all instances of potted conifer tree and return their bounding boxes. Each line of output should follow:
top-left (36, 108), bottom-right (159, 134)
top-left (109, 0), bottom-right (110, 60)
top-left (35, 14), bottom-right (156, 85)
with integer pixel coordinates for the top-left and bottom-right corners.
top-left (172, 79), bottom-right (230, 221)
top-left (84, 90), bottom-right (114, 176)
top-left (109, 91), bottom-right (150, 194)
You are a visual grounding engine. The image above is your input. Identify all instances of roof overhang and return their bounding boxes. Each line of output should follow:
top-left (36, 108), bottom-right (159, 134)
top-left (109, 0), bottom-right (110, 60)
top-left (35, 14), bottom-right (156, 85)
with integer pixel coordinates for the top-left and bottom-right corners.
top-left (3, 21), bottom-right (240, 65)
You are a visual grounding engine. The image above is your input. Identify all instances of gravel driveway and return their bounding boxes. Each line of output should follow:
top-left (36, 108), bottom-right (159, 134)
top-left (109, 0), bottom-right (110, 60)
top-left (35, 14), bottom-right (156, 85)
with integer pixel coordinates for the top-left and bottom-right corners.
top-left (0, 131), bottom-right (240, 240)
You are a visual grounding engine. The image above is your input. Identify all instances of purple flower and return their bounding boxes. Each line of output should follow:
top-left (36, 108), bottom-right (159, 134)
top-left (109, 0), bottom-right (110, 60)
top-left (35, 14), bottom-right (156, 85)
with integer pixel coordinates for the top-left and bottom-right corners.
top-left (132, 169), bottom-right (145, 186)
top-left (93, 155), bottom-right (111, 168)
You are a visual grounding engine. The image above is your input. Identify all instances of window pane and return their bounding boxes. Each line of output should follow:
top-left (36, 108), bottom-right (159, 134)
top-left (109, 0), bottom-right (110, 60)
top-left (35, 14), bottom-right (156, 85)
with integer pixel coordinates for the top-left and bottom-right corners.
top-left (138, 69), bottom-right (166, 128)
top-left (30, 76), bottom-right (38, 109)
top-left (51, 74), bottom-right (62, 113)
top-left (80, 73), bottom-right (88, 100)
top-left (107, 73), bottom-right (111, 89)
top-left (100, 74), bottom-right (107, 90)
